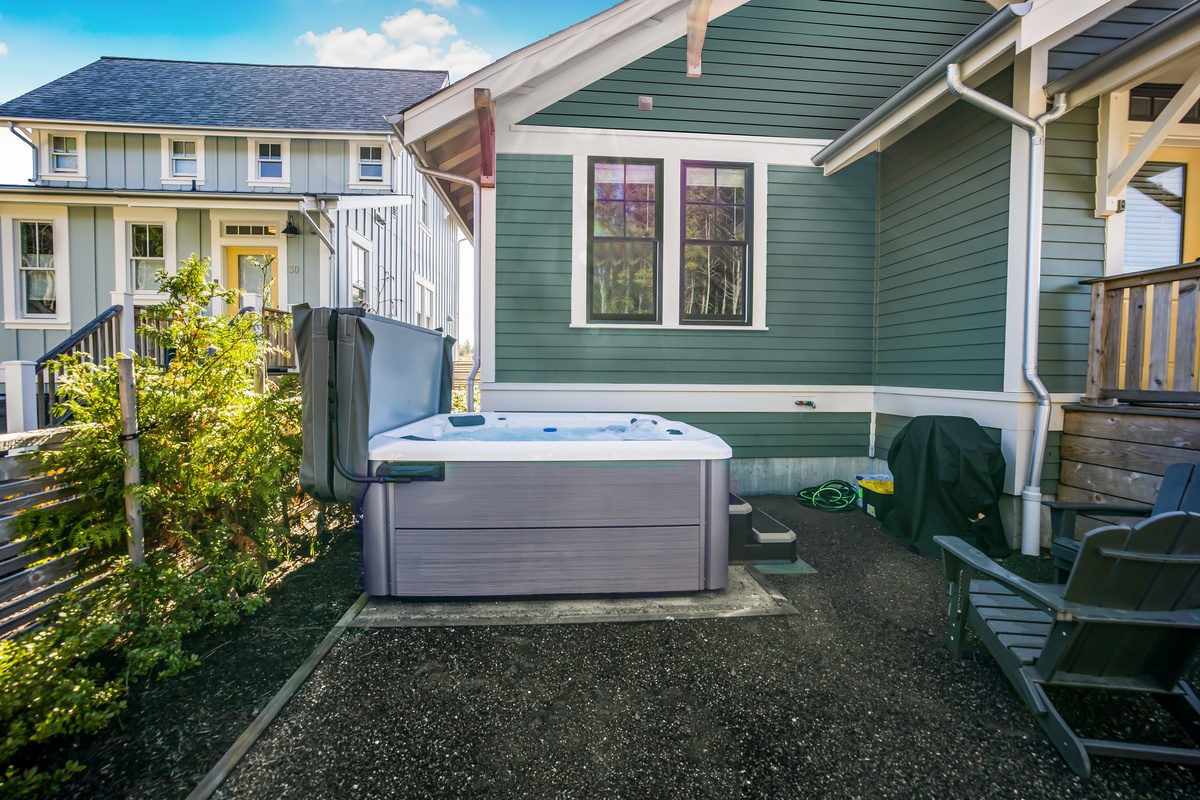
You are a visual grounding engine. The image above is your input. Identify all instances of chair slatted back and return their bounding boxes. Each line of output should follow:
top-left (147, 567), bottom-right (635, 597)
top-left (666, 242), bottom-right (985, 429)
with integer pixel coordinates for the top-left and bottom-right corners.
top-left (1049, 513), bottom-right (1200, 688)
top-left (1159, 463), bottom-right (1200, 515)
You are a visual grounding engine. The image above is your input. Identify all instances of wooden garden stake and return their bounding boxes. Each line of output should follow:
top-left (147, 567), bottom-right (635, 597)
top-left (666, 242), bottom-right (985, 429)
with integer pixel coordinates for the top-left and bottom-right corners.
top-left (117, 356), bottom-right (145, 566)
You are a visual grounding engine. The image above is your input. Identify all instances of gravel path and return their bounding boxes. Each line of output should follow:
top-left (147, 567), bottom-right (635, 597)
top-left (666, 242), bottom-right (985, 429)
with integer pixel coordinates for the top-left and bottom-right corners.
top-left (217, 498), bottom-right (1200, 799)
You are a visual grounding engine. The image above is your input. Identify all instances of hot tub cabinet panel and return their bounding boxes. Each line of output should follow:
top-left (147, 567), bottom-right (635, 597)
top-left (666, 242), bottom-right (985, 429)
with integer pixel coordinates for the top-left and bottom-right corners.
top-left (362, 457), bottom-right (730, 597)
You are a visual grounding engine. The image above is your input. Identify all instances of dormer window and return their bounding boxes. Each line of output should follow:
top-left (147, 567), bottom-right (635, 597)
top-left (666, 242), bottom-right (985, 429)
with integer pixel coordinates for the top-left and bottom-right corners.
top-left (248, 138), bottom-right (289, 186)
top-left (160, 135), bottom-right (205, 184)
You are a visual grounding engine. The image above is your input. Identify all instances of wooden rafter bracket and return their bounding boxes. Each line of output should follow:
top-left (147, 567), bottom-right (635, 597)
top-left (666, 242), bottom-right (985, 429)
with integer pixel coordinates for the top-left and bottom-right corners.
top-left (474, 88), bottom-right (496, 189)
top-left (1101, 67), bottom-right (1200, 214)
top-left (686, 0), bottom-right (713, 78)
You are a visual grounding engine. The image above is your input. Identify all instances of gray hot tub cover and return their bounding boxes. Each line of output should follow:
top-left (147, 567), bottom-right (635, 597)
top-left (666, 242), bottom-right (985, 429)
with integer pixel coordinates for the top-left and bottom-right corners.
top-left (294, 304), bottom-right (455, 504)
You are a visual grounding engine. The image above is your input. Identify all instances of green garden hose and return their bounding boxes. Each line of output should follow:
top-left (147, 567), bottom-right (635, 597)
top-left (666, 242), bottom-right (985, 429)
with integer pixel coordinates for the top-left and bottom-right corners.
top-left (796, 479), bottom-right (860, 512)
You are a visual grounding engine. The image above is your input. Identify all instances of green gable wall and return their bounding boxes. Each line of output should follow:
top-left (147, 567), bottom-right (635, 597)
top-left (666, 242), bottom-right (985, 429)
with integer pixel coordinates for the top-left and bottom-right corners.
top-left (1040, 101), bottom-right (1105, 395)
top-left (875, 69), bottom-right (1014, 392)
top-left (493, 153), bottom-right (877, 385)
top-left (524, 0), bottom-right (990, 138)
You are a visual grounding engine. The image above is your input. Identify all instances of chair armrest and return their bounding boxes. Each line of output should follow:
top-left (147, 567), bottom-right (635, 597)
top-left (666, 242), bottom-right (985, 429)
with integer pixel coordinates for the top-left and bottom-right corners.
top-left (933, 535), bottom-right (1066, 615)
top-left (1041, 500), bottom-right (1152, 538)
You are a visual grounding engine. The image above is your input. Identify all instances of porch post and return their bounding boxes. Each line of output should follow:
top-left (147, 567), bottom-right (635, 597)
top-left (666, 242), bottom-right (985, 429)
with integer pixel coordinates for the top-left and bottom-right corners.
top-left (110, 290), bottom-right (135, 354)
top-left (4, 361), bottom-right (38, 432)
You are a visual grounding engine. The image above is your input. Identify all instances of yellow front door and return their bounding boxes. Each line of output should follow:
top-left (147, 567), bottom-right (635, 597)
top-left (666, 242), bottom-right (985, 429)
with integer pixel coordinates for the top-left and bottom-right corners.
top-left (224, 247), bottom-right (278, 307)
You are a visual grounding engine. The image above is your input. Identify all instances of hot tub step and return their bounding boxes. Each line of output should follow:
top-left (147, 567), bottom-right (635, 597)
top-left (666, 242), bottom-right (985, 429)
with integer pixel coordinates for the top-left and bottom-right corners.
top-left (728, 494), bottom-right (798, 564)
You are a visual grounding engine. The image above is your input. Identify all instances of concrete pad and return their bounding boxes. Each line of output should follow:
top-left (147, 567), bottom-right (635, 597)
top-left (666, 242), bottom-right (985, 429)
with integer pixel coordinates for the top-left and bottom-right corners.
top-left (349, 565), bottom-right (797, 628)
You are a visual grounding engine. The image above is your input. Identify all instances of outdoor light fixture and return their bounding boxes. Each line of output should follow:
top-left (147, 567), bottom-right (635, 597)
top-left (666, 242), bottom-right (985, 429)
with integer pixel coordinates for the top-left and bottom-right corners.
top-left (281, 214), bottom-right (301, 238)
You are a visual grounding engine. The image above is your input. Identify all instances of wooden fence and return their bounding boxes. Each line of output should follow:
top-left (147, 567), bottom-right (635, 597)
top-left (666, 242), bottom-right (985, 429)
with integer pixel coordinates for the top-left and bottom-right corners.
top-left (0, 428), bottom-right (100, 640)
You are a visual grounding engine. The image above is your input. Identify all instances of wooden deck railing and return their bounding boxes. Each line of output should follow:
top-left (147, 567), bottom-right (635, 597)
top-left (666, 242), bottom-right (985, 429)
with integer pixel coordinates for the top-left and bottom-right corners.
top-left (1083, 260), bottom-right (1200, 405)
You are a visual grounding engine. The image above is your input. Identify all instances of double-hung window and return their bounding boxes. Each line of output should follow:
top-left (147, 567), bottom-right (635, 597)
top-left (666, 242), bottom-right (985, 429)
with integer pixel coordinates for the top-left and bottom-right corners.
top-left (359, 146), bottom-right (384, 182)
top-left (18, 221), bottom-right (57, 316)
top-left (258, 142), bottom-right (283, 179)
top-left (51, 136), bottom-right (78, 173)
top-left (130, 223), bottom-right (166, 292)
top-left (681, 162), bottom-right (751, 324)
top-left (587, 158), bottom-right (662, 322)
top-left (172, 141), bottom-right (197, 177)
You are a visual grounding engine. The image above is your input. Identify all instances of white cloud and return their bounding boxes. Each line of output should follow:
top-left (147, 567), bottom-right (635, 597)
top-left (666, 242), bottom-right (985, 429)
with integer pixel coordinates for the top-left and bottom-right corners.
top-left (381, 9), bottom-right (455, 47)
top-left (0, 43), bottom-right (8, 57)
top-left (298, 8), bottom-right (491, 80)
top-left (419, 0), bottom-right (459, 9)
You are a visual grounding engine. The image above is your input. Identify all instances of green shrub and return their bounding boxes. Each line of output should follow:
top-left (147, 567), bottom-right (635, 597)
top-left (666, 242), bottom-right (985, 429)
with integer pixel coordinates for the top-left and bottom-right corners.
top-left (0, 254), bottom-right (308, 797)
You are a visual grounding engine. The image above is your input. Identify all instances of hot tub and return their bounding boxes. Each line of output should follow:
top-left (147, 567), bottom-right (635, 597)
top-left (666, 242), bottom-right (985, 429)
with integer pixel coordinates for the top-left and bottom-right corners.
top-left (362, 412), bottom-right (732, 597)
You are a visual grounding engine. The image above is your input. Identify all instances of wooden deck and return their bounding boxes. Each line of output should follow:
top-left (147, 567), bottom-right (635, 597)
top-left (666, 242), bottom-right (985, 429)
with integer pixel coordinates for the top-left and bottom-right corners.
top-left (1055, 403), bottom-right (1200, 534)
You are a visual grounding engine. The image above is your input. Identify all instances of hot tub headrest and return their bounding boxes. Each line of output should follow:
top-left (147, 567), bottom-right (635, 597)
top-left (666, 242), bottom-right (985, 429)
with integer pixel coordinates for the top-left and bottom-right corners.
top-left (294, 304), bottom-right (455, 504)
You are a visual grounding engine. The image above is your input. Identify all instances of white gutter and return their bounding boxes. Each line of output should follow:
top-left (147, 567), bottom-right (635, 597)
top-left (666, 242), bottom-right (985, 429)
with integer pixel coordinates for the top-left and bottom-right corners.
top-left (812, 1), bottom-right (1033, 169)
top-left (7, 123), bottom-right (38, 183)
top-left (385, 113), bottom-right (482, 413)
top-left (946, 63), bottom-right (1067, 556)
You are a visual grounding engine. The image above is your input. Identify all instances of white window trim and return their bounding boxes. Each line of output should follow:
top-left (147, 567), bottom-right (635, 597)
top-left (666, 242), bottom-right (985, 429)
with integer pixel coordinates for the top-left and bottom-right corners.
top-left (247, 138), bottom-right (290, 187)
top-left (159, 135), bottom-right (206, 185)
top-left (1, 204), bottom-right (71, 329)
top-left (348, 139), bottom-right (392, 190)
top-left (38, 130), bottom-right (87, 181)
top-left (415, 274), bottom-right (435, 328)
top-left (113, 207), bottom-right (178, 301)
top-left (569, 154), bottom-right (767, 330)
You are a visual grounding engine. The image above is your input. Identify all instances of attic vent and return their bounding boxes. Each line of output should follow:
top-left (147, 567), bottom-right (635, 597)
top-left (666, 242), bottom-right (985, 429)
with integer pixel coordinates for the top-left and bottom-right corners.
top-left (224, 224), bottom-right (278, 236)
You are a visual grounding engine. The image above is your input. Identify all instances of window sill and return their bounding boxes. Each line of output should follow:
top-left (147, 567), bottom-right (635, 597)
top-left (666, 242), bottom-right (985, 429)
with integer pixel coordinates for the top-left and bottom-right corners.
top-left (569, 323), bottom-right (768, 331)
top-left (41, 174), bottom-right (86, 182)
top-left (162, 178), bottom-right (205, 185)
top-left (348, 180), bottom-right (391, 191)
top-left (247, 179), bottom-right (290, 188)
top-left (5, 319), bottom-right (70, 331)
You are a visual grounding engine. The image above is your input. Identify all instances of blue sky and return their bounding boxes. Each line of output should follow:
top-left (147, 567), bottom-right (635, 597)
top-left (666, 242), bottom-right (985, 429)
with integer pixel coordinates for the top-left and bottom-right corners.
top-left (0, 0), bottom-right (614, 103)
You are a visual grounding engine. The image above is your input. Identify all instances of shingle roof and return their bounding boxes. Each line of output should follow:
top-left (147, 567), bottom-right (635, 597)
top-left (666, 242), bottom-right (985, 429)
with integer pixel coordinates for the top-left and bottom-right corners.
top-left (0, 58), bottom-right (449, 133)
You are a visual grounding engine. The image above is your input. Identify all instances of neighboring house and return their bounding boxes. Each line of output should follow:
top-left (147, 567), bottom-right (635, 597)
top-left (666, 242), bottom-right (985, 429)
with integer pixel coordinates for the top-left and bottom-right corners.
top-left (0, 58), bottom-right (462, 390)
top-left (395, 0), bottom-right (1200, 539)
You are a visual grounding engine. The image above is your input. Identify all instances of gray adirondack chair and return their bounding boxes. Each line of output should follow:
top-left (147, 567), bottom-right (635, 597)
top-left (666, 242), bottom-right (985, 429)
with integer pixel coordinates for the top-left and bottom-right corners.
top-left (1044, 463), bottom-right (1200, 581)
top-left (934, 512), bottom-right (1200, 778)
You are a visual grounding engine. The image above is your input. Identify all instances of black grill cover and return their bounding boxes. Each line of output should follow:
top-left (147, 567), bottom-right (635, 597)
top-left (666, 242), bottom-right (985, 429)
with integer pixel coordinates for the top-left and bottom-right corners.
top-left (884, 416), bottom-right (1010, 558)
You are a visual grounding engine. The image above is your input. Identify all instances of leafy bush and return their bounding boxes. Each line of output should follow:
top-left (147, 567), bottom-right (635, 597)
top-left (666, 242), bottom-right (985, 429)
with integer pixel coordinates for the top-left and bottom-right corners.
top-left (0, 254), bottom-right (310, 797)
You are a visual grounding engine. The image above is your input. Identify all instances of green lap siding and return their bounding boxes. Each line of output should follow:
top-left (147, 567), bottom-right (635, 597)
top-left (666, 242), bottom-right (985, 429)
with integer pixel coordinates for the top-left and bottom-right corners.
top-left (493, 154), bottom-right (876, 384)
top-left (524, 0), bottom-right (990, 139)
top-left (668, 412), bottom-right (870, 459)
top-left (1040, 101), bottom-right (1105, 395)
top-left (876, 69), bottom-right (1014, 392)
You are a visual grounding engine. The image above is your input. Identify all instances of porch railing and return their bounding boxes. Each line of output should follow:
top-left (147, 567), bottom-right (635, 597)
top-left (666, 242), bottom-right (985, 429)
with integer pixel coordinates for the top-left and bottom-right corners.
top-left (261, 307), bottom-right (295, 373)
top-left (1083, 260), bottom-right (1200, 405)
top-left (35, 304), bottom-right (123, 428)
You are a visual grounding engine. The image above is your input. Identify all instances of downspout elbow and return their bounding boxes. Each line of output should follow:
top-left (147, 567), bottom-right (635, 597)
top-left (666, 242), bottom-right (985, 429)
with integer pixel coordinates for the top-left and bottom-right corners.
top-left (8, 123), bottom-right (38, 183)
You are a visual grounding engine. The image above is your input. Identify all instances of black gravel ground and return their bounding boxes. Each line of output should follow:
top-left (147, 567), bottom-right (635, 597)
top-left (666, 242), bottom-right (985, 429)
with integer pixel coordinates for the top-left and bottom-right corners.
top-left (215, 498), bottom-right (1200, 800)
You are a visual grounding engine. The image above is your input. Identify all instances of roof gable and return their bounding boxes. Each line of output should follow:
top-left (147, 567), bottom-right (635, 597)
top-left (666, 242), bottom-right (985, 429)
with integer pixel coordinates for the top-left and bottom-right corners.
top-left (522, 0), bottom-right (992, 139)
top-left (0, 58), bottom-right (449, 133)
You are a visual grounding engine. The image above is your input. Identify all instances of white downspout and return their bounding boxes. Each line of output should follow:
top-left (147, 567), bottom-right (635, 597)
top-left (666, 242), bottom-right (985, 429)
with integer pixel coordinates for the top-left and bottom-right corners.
top-left (385, 116), bottom-right (482, 413)
top-left (946, 63), bottom-right (1068, 555)
top-left (7, 123), bottom-right (38, 183)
